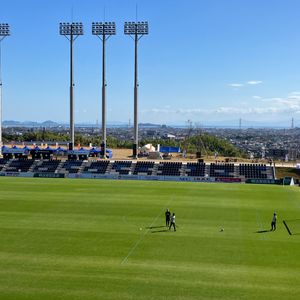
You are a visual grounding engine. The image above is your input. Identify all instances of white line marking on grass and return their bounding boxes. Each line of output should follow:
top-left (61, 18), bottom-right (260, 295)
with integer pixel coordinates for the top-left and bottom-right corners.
top-left (121, 198), bottom-right (172, 265)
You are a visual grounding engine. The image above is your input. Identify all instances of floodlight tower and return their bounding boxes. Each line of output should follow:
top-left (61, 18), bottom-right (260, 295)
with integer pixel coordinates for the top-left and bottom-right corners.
top-left (0, 23), bottom-right (10, 157)
top-left (92, 22), bottom-right (116, 158)
top-left (59, 22), bottom-right (84, 150)
top-left (124, 21), bottom-right (148, 158)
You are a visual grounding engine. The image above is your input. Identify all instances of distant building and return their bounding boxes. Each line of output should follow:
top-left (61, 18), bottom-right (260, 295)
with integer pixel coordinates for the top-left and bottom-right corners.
top-left (267, 149), bottom-right (288, 159)
top-left (165, 133), bottom-right (176, 139)
top-left (288, 149), bottom-right (299, 161)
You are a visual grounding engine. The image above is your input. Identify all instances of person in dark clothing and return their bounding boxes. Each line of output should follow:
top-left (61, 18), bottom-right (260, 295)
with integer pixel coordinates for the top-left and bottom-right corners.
top-left (270, 212), bottom-right (277, 231)
top-left (169, 213), bottom-right (176, 231)
top-left (165, 209), bottom-right (171, 227)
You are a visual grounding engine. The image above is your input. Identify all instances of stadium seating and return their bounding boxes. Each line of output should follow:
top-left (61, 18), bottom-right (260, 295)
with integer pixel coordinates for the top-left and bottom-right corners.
top-left (239, 164), bottom-right (267, 179)
top-left (186, 162), bottom-right (206, 177)
top-left (33, 160), bottom-right (61, 173)
top-left (0, 158), bottom-right (8, 171)
top-left (0, 157), bottom-right (275, 181)
top-left (111, 161), bottom-right (132, 175)
top-left (133, 161), bottom-right (155, 175)
top-left (83, 161), bottom-right (110, 174)
top-left (209, 163), bottom-right (235, 178)
top-left (5, 159), bottom-right (35, 172)
top-left (157, 162), bottom-right (182, 176)
top-left (62, 160), bottom-right (83, 173)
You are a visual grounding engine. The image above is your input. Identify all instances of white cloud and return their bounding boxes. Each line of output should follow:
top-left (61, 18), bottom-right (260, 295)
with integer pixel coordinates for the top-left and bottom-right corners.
top-left (143, 105), bottom-right (298, 116)
top-left (214, 106), bottom-right (281, 114)
top-left (228, 83), bottom-right (244, 87)
top-left (261, 92), bottom-right (300, 108)
top-left (247, 80), bottom-right (262, 85)
top-left (143, 108), bottom-right (210, 114)
top-left (228, 80), bottom-right (262, 88)
top-left (252, 96), bottom-right (262, 99)
top-left (141, 92), bottom-right (300, 118)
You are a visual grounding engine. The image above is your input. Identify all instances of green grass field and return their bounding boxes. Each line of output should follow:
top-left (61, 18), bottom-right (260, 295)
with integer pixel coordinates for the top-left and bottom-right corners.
top-left (0, 177), bottom-right (300, 300)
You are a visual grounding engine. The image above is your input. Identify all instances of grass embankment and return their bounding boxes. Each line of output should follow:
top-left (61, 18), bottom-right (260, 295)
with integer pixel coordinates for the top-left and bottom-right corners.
top-left (275, 167), bottom-right (300, 180)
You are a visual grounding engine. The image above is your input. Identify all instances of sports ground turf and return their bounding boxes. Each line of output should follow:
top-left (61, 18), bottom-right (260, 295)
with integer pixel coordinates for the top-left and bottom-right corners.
top-left (0, 177), bottom-right (300, 300)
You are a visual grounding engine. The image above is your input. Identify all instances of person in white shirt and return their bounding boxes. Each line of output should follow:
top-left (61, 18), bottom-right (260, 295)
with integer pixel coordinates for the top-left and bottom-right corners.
top-left (270, 212), bottom-right (277, 231)
top-left (169, 213), bottom-right (176, 231)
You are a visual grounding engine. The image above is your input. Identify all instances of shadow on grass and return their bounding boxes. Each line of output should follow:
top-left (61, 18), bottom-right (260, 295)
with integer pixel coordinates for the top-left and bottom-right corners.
top-left (255, 230), bottom-right (271, 233)
top-left (151, 229), bottom-right (170, 233)
top-left (146, 225), bottom-right (166, 229)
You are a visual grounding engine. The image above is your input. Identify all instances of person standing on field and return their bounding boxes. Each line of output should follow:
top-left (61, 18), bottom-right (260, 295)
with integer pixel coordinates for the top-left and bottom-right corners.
top-left (165, 209), bottom-right (171, 227)
top-left (270, 212), bottom-right (277, 231)
top-left (169, 213), bottom-right (176, 231)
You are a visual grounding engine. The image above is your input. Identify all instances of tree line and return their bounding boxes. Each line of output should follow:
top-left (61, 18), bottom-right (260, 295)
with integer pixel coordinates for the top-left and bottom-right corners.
top-left (3, 130), bottom-right (245, 157)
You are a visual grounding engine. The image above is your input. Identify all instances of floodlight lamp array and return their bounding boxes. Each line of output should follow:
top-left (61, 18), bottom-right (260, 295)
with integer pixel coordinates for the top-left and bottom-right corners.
top-left (92, 22), bottom-right (116, 35)
top-left (59, 22), bottom-right (84, 35)
top-left (0, 23), bottom-right (10, 36)
top-left (124, 21), bottom-right (148, 35)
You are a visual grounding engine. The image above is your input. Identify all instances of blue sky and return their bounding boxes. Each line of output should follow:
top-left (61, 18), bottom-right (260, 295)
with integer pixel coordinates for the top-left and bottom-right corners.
top-left (1, 0), bottom-right (300, 126)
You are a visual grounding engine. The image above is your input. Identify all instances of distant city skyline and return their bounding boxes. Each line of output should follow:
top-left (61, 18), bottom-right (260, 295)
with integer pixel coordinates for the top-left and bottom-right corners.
top-left (1, 0), bottom-right (300, 126)
top-left (2, 118), bottom-right (298, 129)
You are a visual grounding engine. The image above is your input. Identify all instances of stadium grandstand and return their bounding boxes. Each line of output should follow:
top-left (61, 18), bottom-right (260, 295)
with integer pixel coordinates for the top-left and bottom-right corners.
top-left (0, 151), bottom-right (275, 182)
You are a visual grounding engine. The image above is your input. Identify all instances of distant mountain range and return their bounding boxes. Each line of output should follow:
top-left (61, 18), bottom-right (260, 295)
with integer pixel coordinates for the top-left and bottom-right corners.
top-left (2, 120), bottom-right (163, 128)
top-left (3, 120), bottom-right (59, 127)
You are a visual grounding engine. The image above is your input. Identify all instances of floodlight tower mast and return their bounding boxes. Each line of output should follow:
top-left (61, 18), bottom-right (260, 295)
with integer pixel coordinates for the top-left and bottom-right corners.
top-left (124, 21), bottom-right (148, 158)
top-left (92, 22), bottom-right (116, 158)
top-left (0, 23), bottom-right (10, 157)
top-left (59, 22), bottom-right (83, 150)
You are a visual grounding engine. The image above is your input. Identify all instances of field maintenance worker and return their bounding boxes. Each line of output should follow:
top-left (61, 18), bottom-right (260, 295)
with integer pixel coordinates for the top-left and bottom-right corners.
top-left (169, 213), bottom-right (176, 231)
top-left (270, 212), bottom-right (277, 231)
top-left (165, 209), bottom-right (171, 227)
